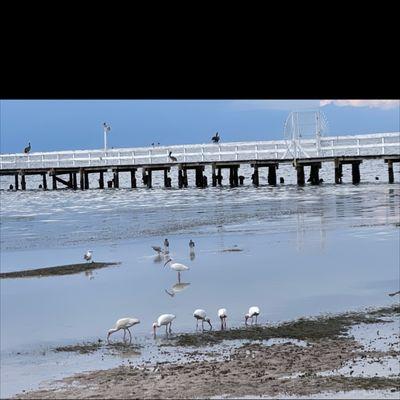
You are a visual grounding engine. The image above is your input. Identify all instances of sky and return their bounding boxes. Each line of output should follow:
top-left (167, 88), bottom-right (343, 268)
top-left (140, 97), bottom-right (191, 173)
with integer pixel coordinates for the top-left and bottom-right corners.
top-left (0, 100), bottom-right (399, 153)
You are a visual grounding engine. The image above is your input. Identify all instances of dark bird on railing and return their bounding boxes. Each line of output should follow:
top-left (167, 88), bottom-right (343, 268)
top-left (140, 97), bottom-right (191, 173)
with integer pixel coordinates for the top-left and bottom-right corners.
top-left (211, 132), bottom-right (220, 143)
top-left (168, 151), bottom-right (177, 162)
top-left (24, 142), bottom-right (31, 153)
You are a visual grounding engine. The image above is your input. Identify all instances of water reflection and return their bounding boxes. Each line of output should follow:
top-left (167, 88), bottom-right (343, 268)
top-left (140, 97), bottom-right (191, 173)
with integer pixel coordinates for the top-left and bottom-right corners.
top-left (164, 281), bottom-right (191, 297)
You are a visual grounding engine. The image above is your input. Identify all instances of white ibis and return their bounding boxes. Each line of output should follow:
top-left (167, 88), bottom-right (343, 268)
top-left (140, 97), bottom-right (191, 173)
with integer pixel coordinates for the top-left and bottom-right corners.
top-left (107, 317), bottom-right (140, 344)
top-left (168, 151), bottom-right (177, 162)
top-left (164, 238), bottom-right (170, 254)
top-left (193, 309), bottom-right (212, 331)
top-left (218, 308), bottom-right (228, 330)
top-left (24, 142), bottom-right (31, 153)
top-left (164, 258), bottom-right (189, 283)
top-left (165, 282), bottom-right (191, 297)
top-left (84, 250), bottom-right (93, 262)
top-left (153, 314), bottom-right (176, 338)
top-left (245, 306), bottom-right (260, 326)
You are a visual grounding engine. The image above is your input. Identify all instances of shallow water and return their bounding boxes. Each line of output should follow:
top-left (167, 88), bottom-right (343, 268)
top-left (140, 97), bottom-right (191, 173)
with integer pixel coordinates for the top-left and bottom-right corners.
top-left (0, 161), bottom-right (399, 397)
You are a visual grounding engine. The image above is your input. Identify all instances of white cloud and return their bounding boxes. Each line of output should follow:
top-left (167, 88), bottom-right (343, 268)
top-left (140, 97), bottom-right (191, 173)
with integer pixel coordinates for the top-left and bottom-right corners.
top-left (231, 100), bottom-right (320, 111)
top-left (320, 100), bottom-right (399, 110)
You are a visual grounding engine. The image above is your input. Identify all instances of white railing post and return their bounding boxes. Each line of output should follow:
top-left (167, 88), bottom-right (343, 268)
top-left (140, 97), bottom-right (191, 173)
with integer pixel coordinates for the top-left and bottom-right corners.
top-left (218, 145), bottom-right (221, 161)
top-left (88, 153), bottom-right (91, 166)
top-left (57, 154), bottom-right (60, 167)
top-left (331, 140), bottom-right (334, 156)
top-left (72, 153), bottom-right (75, 166)
top-left (357, 139), bottom-right (360, 156)
top-left (202, 146), bottom-right (205, 161)
top-left (235, 146), bottom-right (238, 160)
top-left (275, 144), bottom-right (278, 159)
top-left (255, 145), bottom-right (258, 160)
top-left (148, 149), bottom-right (152, 164)
top-left (132, 151), bottom-right (135, 164)
top-left (382, 137), bottom-right (385, 155)
top-left (118, 152), bottom-right (121, 165)
top-left (183, 147), bottom-right (186, 162)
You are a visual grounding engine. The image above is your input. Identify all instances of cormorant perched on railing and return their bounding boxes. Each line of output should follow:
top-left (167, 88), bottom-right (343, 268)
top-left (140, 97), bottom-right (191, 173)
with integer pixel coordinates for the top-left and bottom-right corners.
top-left (24, 142), bottom-right (31, 153)
top-left (211, 132), bottom-right (220, 143)
top-left (168, 151), bottom-right (177, 162)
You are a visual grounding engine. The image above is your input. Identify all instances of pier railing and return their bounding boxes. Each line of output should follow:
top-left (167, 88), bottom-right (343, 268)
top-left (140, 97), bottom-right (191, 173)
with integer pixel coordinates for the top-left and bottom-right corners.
top-left (0, 132), bottom-right (399, 170)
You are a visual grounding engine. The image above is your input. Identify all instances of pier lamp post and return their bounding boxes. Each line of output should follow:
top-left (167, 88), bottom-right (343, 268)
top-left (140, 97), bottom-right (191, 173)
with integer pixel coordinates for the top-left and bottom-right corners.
top-left (103, 122), bottom-right (111, 151)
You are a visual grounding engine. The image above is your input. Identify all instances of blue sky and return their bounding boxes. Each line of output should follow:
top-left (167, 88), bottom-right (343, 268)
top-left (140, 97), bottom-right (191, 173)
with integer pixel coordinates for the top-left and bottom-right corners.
top-left (0, 100), bottom-right (399, 153)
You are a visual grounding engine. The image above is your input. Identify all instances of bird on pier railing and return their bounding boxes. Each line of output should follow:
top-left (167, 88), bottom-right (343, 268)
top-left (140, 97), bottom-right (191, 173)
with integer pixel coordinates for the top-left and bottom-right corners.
top-left (24, 142), bottom-right (31, 154)
top-left (245, 306), bottom-right (260, 326)
top-left (107, 317), bottom-right (140, 344)
top-left (168, 151), bottom-right (177, 162)
top-left (211, 132), bottom-right (220, 143)
top-left (84, 250), bottom-right (93, 262)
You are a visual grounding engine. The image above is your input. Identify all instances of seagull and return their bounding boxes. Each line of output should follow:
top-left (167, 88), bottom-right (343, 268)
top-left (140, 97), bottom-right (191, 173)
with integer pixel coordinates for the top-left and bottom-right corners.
top-left (24, 142), bottom-right (31, 154)
top-left (218, 308), bottom-right (228, 330)
top-left (84, 250), bottom-right (93, 262)
top-left (153, 314), bottom-right (176, 338)
top-left (193, 309), bottom-right (212, 331)
top-left (107, 317), bottom-right (140, 344)
top-left (388, 291), bottom-right (400, 297)
top-left (165, 282), bottom-right (191, 297)
top-left (168, 151), bottom-right (177, 162)
top-left (245, 306), bottom-right (260, 326)
top-left (211, 132), bottom-right (220, 143)
top-left (164, 258), bottom-right (189, 283)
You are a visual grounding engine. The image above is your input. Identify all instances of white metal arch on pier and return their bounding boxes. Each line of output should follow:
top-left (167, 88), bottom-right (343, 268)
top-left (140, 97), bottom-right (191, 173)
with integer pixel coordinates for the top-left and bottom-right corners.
top-left (0, 132), bottom-right (399, 170)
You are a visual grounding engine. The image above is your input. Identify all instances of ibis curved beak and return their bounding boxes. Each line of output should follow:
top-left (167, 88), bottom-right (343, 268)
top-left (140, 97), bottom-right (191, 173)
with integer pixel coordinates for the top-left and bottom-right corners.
top-left (164, 259), bottom-right (171, 267)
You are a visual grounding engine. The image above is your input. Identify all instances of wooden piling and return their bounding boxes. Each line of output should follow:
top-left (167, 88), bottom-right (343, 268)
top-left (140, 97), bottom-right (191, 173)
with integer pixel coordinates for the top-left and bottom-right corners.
top-left (195, 167), bottom-right (204, 188)
top-left (99, 172), bottom-right (104, 189)
top-left (14, 174), bottom-right (19, 190)
top-left (164, 169), bottom-right (171, 188)
top-left (21, 174), bottom-right (26, 190)
top-left (72, 173), bottom-right (77, 190)
top-left (268, 165), bottom-right (277, 186)
top-left (296, 165), bottom-right (305, 186)
top-left (84, 172), bottom-right (89, 189)
top-left (352, 162), bottom-right (361, 185)
top-left (309, 164), bottom-right (320, 185)
top-left (52, 174), bottom-right (57, 190)
top-left (217, 168), bottom-right (222, 186)
top-left (183, 169), bottom-right (188, 187)
top-left (252, 166), bottom-right (259, 186)
top-left (212, 164), bottom-right (217, 187)
top-left (334, 159), bottom-right (343, 184)
top-left (113, 171), bottom-right (119, 188)
top-left (130, 170), bottom-right (137, 188)
top-left (146, 170), bottom-right (152, 188)
top-left (178, 167), bottom-right (183, 188)
top-left (388, 160), bottom-right (394, 184)
top-left (69, 173), bottom-right (73, 187)
top-left (42, 173), bottom-right (47, 190)
top-left (80, 169), bottom-right (84, 190)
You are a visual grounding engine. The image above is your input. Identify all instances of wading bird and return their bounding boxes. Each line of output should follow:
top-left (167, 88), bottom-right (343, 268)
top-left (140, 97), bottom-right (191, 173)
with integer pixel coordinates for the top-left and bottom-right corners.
top-left (84, 250), bottom-right (93, 262)
top-left (153, 314), bottom-right (176, 338)
top-left (164, 238), bottom-right (170, 253)
top-left (107, 317), bottom-right (140, 344)
top-left (218, 308), bottom-right (228, 330)
top-left (24, 142), bottom-right (31, 153)
top-left (193, 309), bottom-right (212, 331)
top-left (168, 151), bottom-right (177, 162)
top-left (164, 258), bottom-right (189, 283)
top-left (245, 306), bottom-right (260, 326)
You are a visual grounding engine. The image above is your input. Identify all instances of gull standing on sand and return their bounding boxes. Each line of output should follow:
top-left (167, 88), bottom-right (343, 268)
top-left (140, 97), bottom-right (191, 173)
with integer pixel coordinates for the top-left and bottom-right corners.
top-left (245, 306), bottom-right (260, 326)
top-left (218, 308), bottom-right (228, 330)
top-left (153, 314), bottom-right (176, 338)
top-left (193, 309), bottom-right (212, 331)
top-left (164, 258), bottom-right (189, 283)
top-left (84, 250), bottom-right (93, 262)
top-left (107, 317), bottom-right (140, 344)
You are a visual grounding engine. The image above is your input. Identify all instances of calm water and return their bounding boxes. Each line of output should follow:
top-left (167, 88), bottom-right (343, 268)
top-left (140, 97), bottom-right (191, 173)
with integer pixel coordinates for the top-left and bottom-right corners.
top-left (1, 161), bottom-right (399, 397)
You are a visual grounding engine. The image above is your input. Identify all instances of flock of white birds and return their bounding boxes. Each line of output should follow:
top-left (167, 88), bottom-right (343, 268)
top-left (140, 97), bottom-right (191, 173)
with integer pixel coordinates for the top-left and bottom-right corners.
top-left (84, 241), bottom-right (260, 344)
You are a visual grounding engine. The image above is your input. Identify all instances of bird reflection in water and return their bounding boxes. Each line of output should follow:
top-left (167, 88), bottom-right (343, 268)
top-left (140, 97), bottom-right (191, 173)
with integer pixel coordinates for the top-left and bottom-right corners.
top-left (85, 270), bottom-right (94, 280)
top-left (165, 281), bottom-right (191, 297)
top-left (189, 239), bottom-right (195, 261)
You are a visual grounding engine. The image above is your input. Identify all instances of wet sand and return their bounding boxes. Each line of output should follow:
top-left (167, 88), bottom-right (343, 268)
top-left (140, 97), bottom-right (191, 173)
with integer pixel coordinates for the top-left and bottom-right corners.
top-left (0, 262), bottom-right (120, 279)
top-left (14, 305), bottom-right (399, 399)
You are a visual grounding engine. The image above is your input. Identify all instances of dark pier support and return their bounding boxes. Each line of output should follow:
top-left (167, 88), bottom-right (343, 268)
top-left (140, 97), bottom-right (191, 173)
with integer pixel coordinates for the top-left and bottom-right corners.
top-left (195, 167), bottom-right (204, 188)
top-left (164, 169), bottom-right (171, 188)
top-left (351, 161), bottom-right (361, 185)
top-left (52, 174), bottom-right (57, 190)
top-left (72, 173), bottom-right (77, 190)
top-left (388, 160), bottom-right (394, 184)
top-left (14, 174), bottom-right (19, 190)
top-left (229, 166), bottom-right (239, 187)
top-left (21, 174), bottom-right (26, 190)
top-left (42, 173), bottom-right (47, 190)
top-left (130, 170), bottom-right (137, 188)
top-left (113, 171), bottom-right (119, 188)
top-left (217, 168), bottom-right (223, 186)
top-left (183, 169), bottom-right (188, 188)
top-left (69, 173), bottom-right (73, 187)
top-left (212, 164), bottom-right (217, 187)
top-left (178, 167), bottom-right (184, 188)
top-left (334, 159), bottom-right (343, 184)
top-left (296, 165), bottom-right (305, 186)
top-left (99, 172), bottom-right (104, 189)
top-left (268, 165), bottom-right (277, 186)
top-left (252, 166), bottom-right (259, 186)
top-left (80, 169), bottom-right (84, 190)
top-left (147, 170), bottom-right (152, 188)
top-left (84, 172), bottom-right (90, 189)
top-left (308, 163), bottom-right (321, 185)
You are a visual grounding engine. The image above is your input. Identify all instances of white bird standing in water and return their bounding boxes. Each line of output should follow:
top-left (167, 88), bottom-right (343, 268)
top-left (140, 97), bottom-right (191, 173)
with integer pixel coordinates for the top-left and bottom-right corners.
top-left (152, 314), bottom-right (176, 338)
top-left (164, 258), bottom-right (189, 283)
top-left (107, 317), bottom-right (140, 344)
top-left (218, 308), bottom-right (228, 330)
top-left (193, 309), bottom-right (212, 331)
top-left (245, 306), bottom-right (260, 326)
top-left (84, 250), bottom-right (93, 262)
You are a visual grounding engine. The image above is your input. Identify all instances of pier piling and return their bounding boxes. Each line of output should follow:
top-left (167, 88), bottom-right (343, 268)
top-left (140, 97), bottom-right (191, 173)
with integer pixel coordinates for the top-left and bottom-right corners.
top-left (268, 165), bottom-right (277, 186)
top-left (113, 171), bottom-right (119, 188)
top-left (334, 159), bottom-right (343, 184)
top-left (296, 165), bottom-right (305, 186)
top-left (80, 169), bottom-right (84, 190)
top-left (52, 175), bottom-right (57, 190)
top-left (21, 174), bottom-right (26, 190)
top-left (130, 170), bottom-right (137, 188)
top-left (252, 166), bottom-right (259, 186)
top-left (14, 174), bottom-right (19, 190)
top-left (42, 173), bottom-right (47, 190)
top-left (84, 172), bottom-right (90, 189)
top-left (351, 162), bottom-right (361, 185)
top-left (178, 167), bottom-right (184, 188)
top-left (387, 160), bottom-right (394, 184)
top-left (99, 172), bottom-right (104, 189)
top-left (212, 164), bottom-right (217, 187)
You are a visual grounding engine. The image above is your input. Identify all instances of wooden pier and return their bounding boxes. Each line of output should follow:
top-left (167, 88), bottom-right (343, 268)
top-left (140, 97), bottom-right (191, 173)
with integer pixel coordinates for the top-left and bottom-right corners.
top-left (1, 133), bottom-right (399, 190)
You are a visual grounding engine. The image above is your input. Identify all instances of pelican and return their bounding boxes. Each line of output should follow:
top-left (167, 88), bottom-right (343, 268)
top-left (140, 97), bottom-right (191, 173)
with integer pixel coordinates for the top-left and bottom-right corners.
top-left (107, 317), bottom-right (140, 344)
top-left (164, 238), bottom-right (170, 254)
top-left (168, 151), bottom-right (177, 162)
top-left (84, 250), bottom-right (93, 262)
top-left (24, 142), bottom-right (31, 153)
top-left (165, 282), bottom-right (191, 297)
top-left (218, 308), bottom-right (228, 330)
top-left (211, 132), bottom-right (220, 143)
top-left (153, 314), bottom-right (176, 338)
top-left (164, 258), bottom-right (189, 283)
top-left (193, 309), bottom-right (212, 331)
top-left (245, 306), bottom-right (260, 326)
